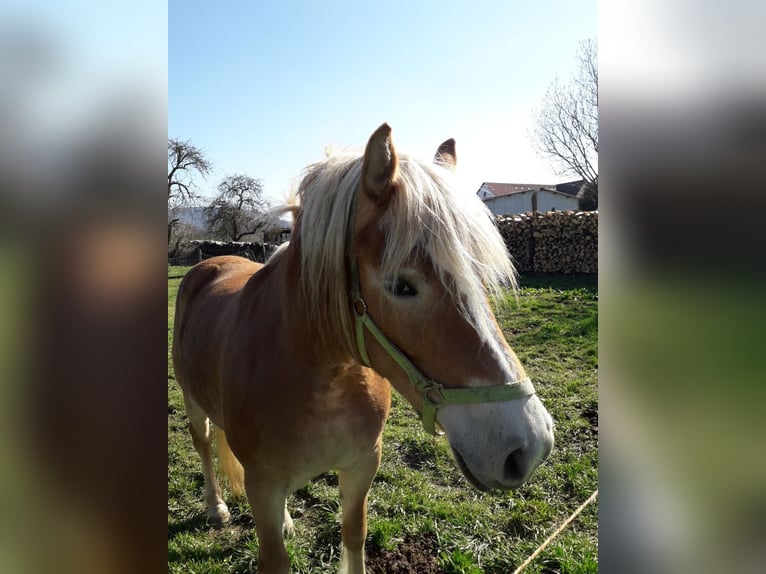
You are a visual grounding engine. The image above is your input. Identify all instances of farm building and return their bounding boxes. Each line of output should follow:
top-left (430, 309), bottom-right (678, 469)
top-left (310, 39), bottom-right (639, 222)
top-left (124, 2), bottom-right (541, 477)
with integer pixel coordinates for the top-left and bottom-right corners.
top-left (477, 180), bottom-right (583, 215)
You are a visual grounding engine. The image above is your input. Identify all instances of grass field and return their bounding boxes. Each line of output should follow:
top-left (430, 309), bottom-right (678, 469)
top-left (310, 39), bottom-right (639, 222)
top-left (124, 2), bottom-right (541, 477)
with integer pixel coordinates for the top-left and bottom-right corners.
top-left (168, 266), bottom-right (598, 573)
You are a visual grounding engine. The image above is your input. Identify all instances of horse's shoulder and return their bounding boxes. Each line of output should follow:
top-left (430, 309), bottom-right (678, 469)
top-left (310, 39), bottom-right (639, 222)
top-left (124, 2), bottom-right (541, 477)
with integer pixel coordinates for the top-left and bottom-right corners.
top-left (182, 256), bottom-right (259, 291)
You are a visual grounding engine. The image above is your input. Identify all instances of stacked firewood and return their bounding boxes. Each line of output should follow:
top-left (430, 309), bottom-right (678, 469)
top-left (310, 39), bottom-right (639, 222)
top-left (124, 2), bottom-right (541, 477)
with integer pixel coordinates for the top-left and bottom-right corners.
top-left (495, 211), bottom-right (597, 274)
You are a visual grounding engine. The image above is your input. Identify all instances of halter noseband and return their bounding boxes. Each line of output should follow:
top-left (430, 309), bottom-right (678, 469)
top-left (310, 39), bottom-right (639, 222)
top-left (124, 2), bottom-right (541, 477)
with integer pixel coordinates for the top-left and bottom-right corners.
top-left (346, 189), bottom-right (536, 436)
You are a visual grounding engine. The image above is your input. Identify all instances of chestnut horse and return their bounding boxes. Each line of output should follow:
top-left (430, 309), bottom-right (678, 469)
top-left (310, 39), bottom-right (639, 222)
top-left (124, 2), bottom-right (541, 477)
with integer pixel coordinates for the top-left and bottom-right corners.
top-left (172, 123), bottom-right (554, 573)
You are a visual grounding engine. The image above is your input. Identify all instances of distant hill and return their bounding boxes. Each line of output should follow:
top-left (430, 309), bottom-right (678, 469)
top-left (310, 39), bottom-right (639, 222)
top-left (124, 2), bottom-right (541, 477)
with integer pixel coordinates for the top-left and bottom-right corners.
top-left (170, 206), bottom-right (207, 229)
top-left (169, 206), bottom-right (293, 243)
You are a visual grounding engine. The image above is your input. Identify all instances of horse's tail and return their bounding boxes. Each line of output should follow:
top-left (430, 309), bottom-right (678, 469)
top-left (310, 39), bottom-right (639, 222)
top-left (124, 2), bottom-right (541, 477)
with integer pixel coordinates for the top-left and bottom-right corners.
top-left (215, 426), bottom-right (245, 498)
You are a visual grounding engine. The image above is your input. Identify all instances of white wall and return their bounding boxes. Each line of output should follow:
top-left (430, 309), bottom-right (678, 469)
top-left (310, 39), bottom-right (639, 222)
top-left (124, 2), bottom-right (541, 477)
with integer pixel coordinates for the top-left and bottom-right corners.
top-left (537, 192), bottom-right (578, 213)
top-left (477, 184), bottom-right (495, 199)
top-left (482, 190), bottom-right (578, 216)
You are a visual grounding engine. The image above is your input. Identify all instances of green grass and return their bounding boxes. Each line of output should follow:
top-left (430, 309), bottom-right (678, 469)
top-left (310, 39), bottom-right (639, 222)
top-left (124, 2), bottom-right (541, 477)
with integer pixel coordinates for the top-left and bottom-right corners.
top-left (168, 266), bottom-right (598, 573)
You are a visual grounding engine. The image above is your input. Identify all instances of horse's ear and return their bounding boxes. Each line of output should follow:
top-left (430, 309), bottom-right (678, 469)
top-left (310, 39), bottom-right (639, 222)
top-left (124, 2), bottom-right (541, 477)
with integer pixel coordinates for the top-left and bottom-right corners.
top-left (362, 123), bottom-right (399, 205)
top-left (434, 138), bottom-right (457, 171)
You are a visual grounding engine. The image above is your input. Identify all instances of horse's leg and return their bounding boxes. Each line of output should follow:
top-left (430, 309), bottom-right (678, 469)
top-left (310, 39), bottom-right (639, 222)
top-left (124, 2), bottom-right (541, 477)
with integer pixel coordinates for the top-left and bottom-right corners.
top-left (338, 443), bottom-right (383, 574)
top-left (182, 392), bottom-right (230, 526)
top-left (283, 501), bottom-right (295, 538)
top-left (245, 476), bottom-right (290, 574)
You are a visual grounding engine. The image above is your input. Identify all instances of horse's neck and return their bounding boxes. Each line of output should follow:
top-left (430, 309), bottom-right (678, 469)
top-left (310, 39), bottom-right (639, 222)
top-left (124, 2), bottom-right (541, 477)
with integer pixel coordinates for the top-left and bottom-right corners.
top-left (243, 246), bottom-right (354, 372)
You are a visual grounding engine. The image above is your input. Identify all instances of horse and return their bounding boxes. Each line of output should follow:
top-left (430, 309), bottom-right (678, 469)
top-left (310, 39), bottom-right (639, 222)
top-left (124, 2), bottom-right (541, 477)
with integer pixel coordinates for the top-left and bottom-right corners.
top-left (172, 123), bottom-right (555, 574)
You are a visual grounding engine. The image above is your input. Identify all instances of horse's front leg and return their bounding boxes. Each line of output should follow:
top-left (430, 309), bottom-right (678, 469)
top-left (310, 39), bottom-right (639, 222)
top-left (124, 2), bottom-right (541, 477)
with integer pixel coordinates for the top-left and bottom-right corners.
top-left (338, 441), bottom-right (383, 574)
top-left (245, 476), bottom-right (290, 574)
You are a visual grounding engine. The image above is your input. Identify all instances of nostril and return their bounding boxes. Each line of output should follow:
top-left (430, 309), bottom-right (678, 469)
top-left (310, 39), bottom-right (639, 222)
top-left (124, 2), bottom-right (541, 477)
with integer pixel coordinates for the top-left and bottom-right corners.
top-left (503, 448), bottom-right (527, 483)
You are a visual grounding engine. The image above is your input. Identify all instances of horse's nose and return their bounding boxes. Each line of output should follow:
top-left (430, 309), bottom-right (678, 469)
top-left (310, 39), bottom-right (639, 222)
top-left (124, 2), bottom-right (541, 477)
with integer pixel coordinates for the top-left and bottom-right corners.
top-left (502, 433), bottom-right (554, 486)
top-left (503, 447), bottom-right (527, 484)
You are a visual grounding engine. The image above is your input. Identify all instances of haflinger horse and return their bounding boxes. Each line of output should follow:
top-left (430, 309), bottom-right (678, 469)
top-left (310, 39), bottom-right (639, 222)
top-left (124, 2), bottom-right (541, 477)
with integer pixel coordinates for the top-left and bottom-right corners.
top-left (172, 123), bottom-right (554, 574)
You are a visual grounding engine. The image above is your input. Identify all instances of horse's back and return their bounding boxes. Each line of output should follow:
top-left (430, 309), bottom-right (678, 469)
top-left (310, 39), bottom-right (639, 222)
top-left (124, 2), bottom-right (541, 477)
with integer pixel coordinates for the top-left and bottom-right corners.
top-left (173, 256), bottom-right (263, 420)
top-left (175, 256), bottom-right (262, 331)
top-left (178, 255), bottom-right (260, 303)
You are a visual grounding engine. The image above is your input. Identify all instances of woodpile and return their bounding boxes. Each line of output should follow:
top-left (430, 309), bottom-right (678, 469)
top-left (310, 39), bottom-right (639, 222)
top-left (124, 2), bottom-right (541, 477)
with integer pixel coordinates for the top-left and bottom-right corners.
top-left (495, 211), bottom-right (597, 274)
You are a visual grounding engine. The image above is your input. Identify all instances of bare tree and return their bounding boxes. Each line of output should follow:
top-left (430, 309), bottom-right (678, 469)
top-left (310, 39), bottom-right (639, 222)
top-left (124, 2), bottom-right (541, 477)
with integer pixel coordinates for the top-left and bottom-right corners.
top-left (532, 39), bottom-right (598, 189)
top-left (168, 138), bottom-right (212, 204)
top-left (168, 139), bottom-right (212, 246)
top-left (205, 174), bottom-right (269, 241)
top-left (168, 221), bottom-right (205, 260)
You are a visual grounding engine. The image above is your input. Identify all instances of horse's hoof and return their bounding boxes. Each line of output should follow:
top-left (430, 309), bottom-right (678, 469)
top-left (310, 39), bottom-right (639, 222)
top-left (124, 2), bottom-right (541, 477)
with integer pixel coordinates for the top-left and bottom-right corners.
top-left (208, 503), bottom-right (231, 527)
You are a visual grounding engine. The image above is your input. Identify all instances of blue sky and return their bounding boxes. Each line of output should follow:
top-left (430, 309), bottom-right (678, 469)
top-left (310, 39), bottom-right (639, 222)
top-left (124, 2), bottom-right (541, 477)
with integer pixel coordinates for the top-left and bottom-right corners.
top-left (169, 1), bottom-right (596, 204)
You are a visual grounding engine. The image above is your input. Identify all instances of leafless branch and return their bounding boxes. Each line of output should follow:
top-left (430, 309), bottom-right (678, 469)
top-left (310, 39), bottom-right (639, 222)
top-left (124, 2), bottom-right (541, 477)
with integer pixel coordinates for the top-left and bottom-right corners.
top-left (168, 138), bottom-right (212, 206)
top-left (532, 39), bottom-right (598, 189)
top-left (205, 174), bottom-right (269, 242)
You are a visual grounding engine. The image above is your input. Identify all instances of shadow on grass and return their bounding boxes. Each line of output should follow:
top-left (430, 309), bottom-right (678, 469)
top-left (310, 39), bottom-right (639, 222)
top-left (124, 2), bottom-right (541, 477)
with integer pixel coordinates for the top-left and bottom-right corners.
top-left (168, 513), bottom-right (214, 537)
top-left (518, 273), bottom-right (597, 293)
top-left (169, 501), bottom-right (254, 539)
top-left (168, 543), bottom-right (233, 564)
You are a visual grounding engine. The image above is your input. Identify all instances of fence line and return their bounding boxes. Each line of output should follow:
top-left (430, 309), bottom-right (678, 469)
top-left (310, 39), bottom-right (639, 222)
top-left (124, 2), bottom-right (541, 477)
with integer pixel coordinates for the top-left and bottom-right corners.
top-left (512, 489), bottom-right (599, 574)
top-left (169, 211), bottom-right (598, 274)
top-left (168, 241), bottom-right (282, 266)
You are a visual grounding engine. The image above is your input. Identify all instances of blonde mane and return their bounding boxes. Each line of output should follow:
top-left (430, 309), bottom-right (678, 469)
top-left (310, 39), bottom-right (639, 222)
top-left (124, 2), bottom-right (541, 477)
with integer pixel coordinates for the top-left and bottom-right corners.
top-left (293, 149), bottom-right (517, 353)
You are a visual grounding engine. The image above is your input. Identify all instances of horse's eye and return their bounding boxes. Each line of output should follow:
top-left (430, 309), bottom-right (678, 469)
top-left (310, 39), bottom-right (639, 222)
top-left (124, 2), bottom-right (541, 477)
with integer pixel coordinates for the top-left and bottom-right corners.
top-left (386, 277), bottom-right (418, 298)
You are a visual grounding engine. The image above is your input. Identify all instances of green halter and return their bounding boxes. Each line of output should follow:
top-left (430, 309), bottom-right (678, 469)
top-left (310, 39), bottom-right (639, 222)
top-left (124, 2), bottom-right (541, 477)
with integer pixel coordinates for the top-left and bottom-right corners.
top-left (346, 190), bottom-right (536, 436)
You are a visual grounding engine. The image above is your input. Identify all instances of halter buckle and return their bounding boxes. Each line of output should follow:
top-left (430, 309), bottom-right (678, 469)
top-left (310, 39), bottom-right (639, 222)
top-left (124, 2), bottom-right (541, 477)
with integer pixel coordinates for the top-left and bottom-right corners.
top-left (352, 296), bottom-right (368, 317)
top-left (423, 382), bottom-right (446, 406)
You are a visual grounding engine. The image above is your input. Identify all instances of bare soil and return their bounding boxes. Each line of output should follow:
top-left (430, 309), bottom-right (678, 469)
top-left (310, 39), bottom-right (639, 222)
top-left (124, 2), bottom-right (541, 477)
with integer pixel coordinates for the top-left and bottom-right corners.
top-left (366, 534), bottom-right (445, 574)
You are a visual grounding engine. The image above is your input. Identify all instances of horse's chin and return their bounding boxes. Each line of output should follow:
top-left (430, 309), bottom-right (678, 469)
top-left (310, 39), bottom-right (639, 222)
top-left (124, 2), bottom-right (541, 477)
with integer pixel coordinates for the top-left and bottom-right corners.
top-left (450, 447), bottom-right (491, 492)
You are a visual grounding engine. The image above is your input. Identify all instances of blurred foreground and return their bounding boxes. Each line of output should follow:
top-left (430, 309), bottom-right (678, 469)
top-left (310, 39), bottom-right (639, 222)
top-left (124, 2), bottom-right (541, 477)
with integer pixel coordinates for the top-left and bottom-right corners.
top-left (600, 1), bottom-right (766, 572)
top-left (0, 1), bottom-right (764, 573)
top-left (0, 3), bottom-right (167, 573)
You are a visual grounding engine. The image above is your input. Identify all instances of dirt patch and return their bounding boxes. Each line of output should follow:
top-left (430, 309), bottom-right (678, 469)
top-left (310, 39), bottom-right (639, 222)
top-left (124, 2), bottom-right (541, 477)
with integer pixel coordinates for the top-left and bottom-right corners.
top-left (366, 533), bottom-right (446, 574)
top-left (580, 406), bottom-right (598, 434)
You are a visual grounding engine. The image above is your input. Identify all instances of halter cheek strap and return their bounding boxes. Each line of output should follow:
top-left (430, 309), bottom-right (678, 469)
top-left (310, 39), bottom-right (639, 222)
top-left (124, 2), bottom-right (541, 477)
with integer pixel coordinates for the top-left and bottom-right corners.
top-left (347, 191), bottom-right (536, 436)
